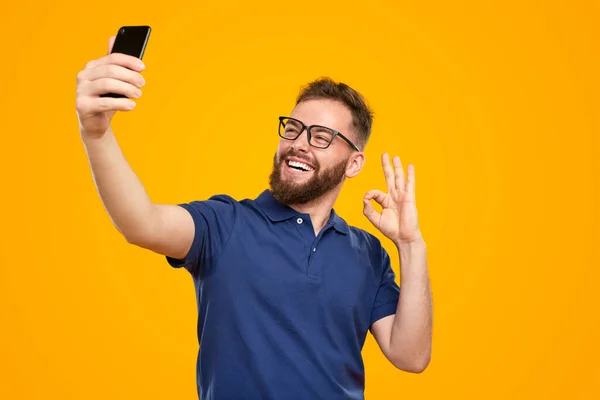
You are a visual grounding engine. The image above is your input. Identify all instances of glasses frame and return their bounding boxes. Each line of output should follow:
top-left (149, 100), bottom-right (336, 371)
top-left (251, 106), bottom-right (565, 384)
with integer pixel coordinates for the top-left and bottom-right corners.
top-left (278, 116), bottom-right (360, 152)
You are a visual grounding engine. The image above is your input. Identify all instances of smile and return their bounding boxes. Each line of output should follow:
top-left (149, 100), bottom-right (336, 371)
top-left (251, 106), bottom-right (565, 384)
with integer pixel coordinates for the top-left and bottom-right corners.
top-left (286, 159), bottom-right (314, 172)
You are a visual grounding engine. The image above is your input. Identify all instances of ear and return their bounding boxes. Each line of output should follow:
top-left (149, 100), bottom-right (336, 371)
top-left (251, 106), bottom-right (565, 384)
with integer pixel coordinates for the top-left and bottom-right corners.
top-left (345, 152), bottom-right (366, 178)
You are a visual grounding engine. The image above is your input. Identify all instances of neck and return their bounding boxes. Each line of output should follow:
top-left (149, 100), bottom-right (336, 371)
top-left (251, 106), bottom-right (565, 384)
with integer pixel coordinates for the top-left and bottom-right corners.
top-left (287, 186), bottom-right (342, 236)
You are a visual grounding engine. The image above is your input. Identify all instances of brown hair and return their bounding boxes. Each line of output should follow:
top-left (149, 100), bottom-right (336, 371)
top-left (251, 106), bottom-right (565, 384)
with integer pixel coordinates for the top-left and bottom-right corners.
top-left (295, 77), bottom-right (374, 150)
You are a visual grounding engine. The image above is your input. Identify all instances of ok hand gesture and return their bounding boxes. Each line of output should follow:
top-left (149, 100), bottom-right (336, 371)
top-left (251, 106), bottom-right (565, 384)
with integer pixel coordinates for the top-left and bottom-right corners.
top-left (363, 153), bottom-right (423, 245)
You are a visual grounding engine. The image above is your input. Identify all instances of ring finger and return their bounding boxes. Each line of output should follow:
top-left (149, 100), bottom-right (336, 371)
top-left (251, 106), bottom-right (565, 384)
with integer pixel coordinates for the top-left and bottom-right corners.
top-left (82, 64), bottom-right (145, 88)
top-left (82, 77), bottom-right (142, 99)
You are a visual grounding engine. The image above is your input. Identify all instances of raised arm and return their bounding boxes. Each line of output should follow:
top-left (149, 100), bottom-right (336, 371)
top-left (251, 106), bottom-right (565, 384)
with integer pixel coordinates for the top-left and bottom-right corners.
top-left (76, 35), bottom-right (194, 260)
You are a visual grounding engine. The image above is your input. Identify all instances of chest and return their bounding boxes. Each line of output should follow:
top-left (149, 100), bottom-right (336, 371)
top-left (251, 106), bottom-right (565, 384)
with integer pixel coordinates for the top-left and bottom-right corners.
top-left (209, 218), bottom-right (381, 322)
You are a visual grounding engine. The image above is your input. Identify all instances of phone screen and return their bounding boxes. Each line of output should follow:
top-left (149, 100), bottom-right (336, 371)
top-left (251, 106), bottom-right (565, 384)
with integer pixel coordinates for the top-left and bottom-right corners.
top-left (111, 26), bottom-right (151, 59)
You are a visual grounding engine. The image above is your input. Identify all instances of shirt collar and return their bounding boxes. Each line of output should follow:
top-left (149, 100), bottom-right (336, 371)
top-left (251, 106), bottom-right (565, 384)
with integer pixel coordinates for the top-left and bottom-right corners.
top-left (255, 189), bottom-right (349, 235)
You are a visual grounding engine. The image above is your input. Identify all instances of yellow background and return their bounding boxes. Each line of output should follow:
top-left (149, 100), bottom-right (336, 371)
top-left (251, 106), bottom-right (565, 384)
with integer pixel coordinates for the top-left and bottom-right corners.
top-left (1, 0), bottom-right (598, 398)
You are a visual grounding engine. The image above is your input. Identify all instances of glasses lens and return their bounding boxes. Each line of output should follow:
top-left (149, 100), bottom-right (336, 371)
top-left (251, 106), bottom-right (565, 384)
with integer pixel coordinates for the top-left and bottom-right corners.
top-left (280, 118), bottom-right (303, 139)
top-left (309, 126), bottom-right (334, 148)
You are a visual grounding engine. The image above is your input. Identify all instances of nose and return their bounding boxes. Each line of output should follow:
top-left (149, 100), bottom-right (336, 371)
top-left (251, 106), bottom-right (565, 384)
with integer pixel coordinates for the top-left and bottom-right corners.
top-left (292, 128), bottom-right (311, 153)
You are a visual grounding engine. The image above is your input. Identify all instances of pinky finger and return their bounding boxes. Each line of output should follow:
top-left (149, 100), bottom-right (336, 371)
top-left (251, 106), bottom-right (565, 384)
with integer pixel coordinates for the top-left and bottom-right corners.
top-left (92, 96), bottom-right (136, 112)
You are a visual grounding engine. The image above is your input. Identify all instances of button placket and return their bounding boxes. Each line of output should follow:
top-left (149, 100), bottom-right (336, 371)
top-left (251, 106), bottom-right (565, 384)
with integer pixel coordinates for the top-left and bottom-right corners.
top-left (292, 215), bottom-right (313, 277)
top-left (307, 225), bottom-right (334, 279)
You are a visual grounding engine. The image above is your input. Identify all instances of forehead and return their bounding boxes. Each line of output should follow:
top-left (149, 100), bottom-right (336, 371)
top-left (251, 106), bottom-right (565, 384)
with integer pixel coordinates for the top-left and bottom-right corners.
top-left (289, 99), bottom-right (354, 134)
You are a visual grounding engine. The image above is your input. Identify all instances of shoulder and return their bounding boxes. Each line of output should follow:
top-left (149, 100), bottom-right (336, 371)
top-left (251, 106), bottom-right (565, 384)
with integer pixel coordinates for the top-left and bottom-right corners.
top-left (182, 193), bottom-right (245, 213)
top-left (347, 223), bottom-right (384, 248)
top-left (188, 193), bottom-right (239, 207)
top-left (182, 193), bottom-right (267, 220)
top-left (331, 210), bottom-right (381, 249)
top-left (346, 223), bottom-right (390, 263)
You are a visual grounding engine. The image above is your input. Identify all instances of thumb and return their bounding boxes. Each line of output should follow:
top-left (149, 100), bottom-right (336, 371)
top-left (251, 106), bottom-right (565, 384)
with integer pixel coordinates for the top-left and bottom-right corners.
top-left (107, 35), bottom-right (116, 55)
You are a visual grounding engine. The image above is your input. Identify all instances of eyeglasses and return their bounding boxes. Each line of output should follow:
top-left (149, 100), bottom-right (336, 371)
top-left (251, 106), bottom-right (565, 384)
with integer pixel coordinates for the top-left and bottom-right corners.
top-left (278, 116), bottom-right (360, 151)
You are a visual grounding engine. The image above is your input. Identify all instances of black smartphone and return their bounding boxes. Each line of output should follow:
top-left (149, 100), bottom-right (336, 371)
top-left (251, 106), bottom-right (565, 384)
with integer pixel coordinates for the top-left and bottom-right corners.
top-left (101, 25), bottom-right (151, 98)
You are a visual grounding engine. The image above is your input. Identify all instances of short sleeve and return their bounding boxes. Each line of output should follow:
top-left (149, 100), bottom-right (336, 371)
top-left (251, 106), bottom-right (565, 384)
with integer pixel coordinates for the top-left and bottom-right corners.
top-left (166, 194), bottom-right (237, 277)
top-left (370, 247), bottom-right (400, 326)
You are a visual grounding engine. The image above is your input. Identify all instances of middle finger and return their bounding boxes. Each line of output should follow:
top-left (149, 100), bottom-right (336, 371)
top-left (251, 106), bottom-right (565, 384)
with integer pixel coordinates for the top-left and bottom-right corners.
top-left (82, 64), bottom-right (145, 88)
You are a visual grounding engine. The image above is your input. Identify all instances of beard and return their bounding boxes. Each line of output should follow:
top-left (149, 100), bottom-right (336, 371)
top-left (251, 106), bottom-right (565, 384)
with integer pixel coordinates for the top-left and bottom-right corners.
top-left (268, 149), bottom-right (348, 205)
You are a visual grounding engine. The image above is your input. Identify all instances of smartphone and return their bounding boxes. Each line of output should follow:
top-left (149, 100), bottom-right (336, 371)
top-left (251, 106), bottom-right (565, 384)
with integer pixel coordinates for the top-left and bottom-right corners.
top-left (101, 25), bottom-right (151, 98)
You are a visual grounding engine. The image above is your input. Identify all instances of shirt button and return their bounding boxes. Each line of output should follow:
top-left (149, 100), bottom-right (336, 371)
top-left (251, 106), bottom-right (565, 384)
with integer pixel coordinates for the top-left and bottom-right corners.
top-left (313, 248), bottom-right (316, 252)
top-left (297, 218), bottom-right (303, 224)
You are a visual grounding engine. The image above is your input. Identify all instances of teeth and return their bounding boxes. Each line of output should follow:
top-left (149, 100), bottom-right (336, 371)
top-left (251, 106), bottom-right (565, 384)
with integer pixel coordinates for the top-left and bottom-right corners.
top-left (288, 160), bottom-right (314, 171)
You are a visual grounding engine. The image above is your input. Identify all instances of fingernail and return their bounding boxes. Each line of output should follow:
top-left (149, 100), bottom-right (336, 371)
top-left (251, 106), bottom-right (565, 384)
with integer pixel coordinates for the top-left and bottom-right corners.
top-left (139, 62), bottom-right (146, 70)
top-left (139, 77), bottom-right (146, 87)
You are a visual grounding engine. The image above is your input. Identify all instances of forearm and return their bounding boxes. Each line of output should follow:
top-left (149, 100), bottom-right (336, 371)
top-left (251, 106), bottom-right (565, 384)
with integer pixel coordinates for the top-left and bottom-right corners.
top-left (81, 127), bottom-right (156, 243)
top-left (389, 238), bottom-right (432, 371)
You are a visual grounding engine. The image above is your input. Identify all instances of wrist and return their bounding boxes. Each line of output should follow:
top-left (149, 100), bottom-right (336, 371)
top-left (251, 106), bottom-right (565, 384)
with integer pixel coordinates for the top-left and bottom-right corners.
top-left (395, 237), bottom-right (428, 274)
top-left (394, 234), bottom-right (425, 251)
top-left (395, 237), bottom-right (426, 259)
top-left (80, 126), bottom-right (114, 145)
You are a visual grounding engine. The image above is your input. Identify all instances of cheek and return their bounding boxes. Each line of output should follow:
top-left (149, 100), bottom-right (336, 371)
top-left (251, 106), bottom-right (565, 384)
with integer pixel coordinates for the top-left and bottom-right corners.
top-left (277, 139), bottom-right (291, 154)
top-left (312, 154), bottom-right (328, 170)
top-left (274, 142), bottom-right (288, 162)
top-left (314, 151), bottom-right (341, 169)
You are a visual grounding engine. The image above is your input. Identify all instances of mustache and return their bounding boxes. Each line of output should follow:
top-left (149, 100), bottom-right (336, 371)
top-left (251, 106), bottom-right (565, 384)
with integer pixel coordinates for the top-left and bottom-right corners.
top-left (278, 149), bottom-right (317, 167)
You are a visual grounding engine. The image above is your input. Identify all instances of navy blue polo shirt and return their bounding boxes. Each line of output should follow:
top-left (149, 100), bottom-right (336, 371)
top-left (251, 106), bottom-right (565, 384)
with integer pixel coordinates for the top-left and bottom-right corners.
top-left (166, 189), bottom-right (400, 400)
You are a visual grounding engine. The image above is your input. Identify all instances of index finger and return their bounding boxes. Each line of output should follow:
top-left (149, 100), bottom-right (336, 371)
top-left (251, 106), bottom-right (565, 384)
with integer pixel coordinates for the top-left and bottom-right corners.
top-left (107, 35), bottom-right (116, 55)
top-left (86, 52), bottom-right (145, 72)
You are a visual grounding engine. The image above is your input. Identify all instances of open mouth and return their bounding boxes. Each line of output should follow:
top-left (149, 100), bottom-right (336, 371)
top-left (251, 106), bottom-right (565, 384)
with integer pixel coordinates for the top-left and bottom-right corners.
top-left (286, 159), bottom-right (315, 172)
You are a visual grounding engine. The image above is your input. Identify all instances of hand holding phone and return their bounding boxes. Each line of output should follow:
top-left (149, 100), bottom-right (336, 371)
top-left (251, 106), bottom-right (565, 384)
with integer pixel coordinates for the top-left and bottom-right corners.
top-left (75, 26), bottom-right (151, 138)
top-left (101, 26), bottom-right (151, 98)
